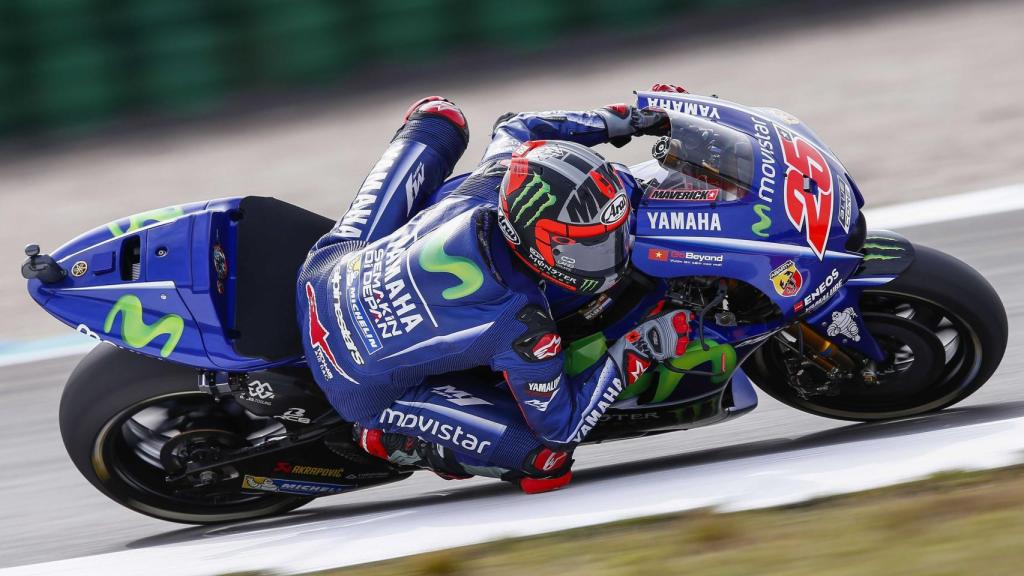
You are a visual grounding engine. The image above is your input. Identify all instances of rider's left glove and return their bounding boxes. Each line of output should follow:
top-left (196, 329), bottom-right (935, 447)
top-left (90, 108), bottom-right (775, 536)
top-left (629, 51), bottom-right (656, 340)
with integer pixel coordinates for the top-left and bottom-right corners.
top-left (600, 104), bottom-right (671, 148)
top-left (607, 308), bottom-right (691, 387)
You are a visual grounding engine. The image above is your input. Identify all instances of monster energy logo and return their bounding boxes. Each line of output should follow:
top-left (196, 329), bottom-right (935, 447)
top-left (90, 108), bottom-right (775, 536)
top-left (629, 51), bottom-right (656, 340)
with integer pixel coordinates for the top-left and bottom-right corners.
top-left (751, 204), bottom-right (772, 237)
top-left (103, 294), bottom-right (184, 357)
top-left (509, 174), bottom-right (555, 227)
top-left (108, 206), bottom-right (185, 237)
top-left (579, 279), bottom-right (599, 292)
top-left (862, 237), bottom-right (907, 261)
top-left (418, 223), bottom-right (484, 300)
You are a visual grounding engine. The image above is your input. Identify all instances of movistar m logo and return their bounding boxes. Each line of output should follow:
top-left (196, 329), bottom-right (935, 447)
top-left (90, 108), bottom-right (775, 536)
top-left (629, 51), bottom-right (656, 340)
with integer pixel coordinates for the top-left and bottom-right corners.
top-left (108, 206), bottom-right (185, 237)
top-left (419, 228), bottom-right (484, 301)
top-left (751, 204), bottom-right (772, 238)
top-left (103, 294), bottom-right (184, 358)
top-left (509, 173), bottom-right (555, 227)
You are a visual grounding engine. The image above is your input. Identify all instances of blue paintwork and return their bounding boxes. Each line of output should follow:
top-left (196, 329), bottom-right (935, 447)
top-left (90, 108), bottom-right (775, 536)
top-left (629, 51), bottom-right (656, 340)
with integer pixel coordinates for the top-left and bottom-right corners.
top-left (26, 90), bottom-right (905, 425)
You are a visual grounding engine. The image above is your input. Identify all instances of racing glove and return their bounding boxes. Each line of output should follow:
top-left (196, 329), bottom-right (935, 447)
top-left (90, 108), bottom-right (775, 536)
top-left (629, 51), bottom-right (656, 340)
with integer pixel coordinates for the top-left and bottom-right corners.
top-left (600, 104), bottom-right (672, 148)
top-left (607, 308), bottom-right (691, 387)
top-left (651, 83), bottom-right (689, 93)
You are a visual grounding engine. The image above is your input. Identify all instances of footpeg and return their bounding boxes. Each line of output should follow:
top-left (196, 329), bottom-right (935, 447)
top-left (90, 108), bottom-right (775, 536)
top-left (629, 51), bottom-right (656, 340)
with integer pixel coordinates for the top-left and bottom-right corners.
top-left (21, 244), bottom-right (65, 284)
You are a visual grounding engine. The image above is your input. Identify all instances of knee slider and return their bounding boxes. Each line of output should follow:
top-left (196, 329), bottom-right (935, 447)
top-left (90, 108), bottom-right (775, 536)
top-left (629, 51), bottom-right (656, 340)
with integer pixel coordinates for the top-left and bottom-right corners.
top-left (403, 96), bottom-right (469, 143)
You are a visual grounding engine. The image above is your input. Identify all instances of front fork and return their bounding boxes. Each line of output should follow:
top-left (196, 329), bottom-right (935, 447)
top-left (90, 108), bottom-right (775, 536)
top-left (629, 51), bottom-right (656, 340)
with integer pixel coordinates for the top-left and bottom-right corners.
top-left (779, 230), bottom-right (918, 394)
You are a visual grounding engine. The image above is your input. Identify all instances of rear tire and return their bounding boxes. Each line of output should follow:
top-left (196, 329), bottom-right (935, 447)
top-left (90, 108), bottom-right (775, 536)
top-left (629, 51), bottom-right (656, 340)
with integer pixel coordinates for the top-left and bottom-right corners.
top-left (748, 244), bottom-right (1008, 421)
top-left (60, 345), bottom-right (311, 524)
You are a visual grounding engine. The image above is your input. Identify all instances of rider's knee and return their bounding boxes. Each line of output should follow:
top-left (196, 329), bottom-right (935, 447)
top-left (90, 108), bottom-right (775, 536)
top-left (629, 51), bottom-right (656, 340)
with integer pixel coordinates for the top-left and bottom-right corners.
top-left (403, 96), bottom-right (468, 138)
top-left (394, 96), bottom-right (469, 166)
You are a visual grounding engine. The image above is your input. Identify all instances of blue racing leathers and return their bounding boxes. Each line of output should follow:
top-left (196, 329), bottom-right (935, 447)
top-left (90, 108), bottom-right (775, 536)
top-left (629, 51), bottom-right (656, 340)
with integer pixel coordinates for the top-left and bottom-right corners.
top-left (297, 105), bottom-right (636, 473)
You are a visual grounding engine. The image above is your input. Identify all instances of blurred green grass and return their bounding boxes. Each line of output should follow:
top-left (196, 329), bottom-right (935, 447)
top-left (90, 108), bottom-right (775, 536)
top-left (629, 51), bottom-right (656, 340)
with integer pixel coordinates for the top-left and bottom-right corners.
top-left (266, 465), bottom-right (1024, 576)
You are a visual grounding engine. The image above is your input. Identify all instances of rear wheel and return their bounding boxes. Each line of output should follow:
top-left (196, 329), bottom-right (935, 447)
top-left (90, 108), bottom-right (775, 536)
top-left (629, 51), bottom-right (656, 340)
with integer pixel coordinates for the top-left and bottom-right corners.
top-left (60, 345), bottom-right (311, 524)
top-left (748, 244), bottom-right (1007, 421)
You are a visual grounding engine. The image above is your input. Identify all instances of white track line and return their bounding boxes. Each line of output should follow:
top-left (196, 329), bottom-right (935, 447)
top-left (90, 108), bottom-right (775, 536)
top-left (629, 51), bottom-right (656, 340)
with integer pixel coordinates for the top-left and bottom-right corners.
top-left (2, 182), bottom-right (1022, 369)
top-left (4, 415), bottom-right (1023, 576)
top-left (863, 183), bottom-right (1024, 229)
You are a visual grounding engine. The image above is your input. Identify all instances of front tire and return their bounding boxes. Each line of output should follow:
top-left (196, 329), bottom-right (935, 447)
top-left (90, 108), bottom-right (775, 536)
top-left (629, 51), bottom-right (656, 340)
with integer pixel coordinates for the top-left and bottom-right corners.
top-left (60, 345), bottom-right (311, 524)
top-left (748, 244), bottom-right (1008, 421)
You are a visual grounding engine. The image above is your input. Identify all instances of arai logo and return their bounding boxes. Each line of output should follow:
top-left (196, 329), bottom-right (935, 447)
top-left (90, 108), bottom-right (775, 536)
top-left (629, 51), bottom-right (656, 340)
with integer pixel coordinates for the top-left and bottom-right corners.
top-left (601, 194), bottom-right (629, 225)
top-left (497, 210), bottom-right (520, 245)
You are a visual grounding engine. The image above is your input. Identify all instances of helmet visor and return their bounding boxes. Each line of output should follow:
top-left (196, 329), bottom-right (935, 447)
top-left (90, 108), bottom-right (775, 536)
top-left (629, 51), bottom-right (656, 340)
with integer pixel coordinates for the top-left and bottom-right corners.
top-left (551, 224), bottom-right (631, 277)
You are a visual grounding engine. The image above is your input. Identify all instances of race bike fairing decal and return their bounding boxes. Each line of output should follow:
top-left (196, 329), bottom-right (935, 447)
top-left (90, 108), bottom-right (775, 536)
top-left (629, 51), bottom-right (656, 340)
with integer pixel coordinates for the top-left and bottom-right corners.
top-left (776, 124), bottom-right (835, 260)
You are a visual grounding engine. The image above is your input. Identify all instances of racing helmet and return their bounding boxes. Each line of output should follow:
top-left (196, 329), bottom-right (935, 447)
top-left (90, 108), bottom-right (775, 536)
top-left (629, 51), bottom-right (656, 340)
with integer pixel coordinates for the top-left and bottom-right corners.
top-left (497, 140), bottom-right (632, 294)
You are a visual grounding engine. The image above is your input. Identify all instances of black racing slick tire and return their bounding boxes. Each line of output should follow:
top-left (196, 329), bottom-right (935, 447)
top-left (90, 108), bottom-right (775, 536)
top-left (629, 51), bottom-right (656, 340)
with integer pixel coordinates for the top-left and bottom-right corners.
top-left (748, 244), bottom-right (1008, 421)
top-left (59, 345), bottom-right (311, 524)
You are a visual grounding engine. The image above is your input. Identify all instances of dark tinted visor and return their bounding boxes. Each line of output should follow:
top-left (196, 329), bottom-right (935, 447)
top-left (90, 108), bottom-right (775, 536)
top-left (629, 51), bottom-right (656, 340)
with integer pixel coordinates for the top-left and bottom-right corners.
top-left (551, 224), bottom-right (630, 276)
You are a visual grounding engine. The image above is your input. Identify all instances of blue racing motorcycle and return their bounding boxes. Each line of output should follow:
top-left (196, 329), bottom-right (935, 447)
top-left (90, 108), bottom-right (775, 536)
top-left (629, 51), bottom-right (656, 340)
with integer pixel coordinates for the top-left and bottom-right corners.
top-left (22, 90), bottom-right (1007, 523)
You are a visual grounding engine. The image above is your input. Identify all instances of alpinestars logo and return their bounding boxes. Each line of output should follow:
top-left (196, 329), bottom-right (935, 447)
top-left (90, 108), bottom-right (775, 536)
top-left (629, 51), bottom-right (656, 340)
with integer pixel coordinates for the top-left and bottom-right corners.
top-left (532, 333), bottom-right (562, 360)
top-left (306, 282), bottom-right (342, 380)
top-left (626, 353), bottom-right (651, 385)
top-left (537, 449), bottom-right (568, 472)
top-left (509, 173), bottom-right (555, 227)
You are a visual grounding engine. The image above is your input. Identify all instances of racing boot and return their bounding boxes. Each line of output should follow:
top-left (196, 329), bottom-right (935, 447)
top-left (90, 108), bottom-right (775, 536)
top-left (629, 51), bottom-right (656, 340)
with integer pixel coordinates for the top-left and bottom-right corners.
top-left (354, 424), bottom-right (473, 480)
top-left (399, 96), bottom-right (470, 145)
top-left (501, 446), bottom-right (574, 495)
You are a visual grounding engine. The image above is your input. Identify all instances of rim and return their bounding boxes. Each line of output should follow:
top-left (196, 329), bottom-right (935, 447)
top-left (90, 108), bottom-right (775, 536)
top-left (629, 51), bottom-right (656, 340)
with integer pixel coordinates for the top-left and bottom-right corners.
top-left (93, 391), bottom-right (300, 520)
top-left (760, 289), bottom-right (983, 419)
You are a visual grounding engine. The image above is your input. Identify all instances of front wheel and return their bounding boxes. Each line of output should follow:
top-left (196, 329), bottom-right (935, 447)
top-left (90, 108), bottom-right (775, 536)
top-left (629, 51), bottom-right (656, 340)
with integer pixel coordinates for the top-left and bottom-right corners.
top-left (60, 345), bottom-right (312, 524)
top-left (747, 244), bottom-right (1008, 421)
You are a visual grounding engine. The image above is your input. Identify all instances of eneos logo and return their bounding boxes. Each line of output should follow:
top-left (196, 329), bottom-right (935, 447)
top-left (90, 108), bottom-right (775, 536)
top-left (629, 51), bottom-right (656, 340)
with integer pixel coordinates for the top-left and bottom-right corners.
top-left (776, 126), bottom-right (834, 260)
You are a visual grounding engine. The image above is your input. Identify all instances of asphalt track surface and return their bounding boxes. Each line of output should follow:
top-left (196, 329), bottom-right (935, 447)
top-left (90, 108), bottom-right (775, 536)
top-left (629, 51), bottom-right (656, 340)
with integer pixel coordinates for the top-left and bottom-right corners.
top-left (2, 0), bottom-right (1024, 570)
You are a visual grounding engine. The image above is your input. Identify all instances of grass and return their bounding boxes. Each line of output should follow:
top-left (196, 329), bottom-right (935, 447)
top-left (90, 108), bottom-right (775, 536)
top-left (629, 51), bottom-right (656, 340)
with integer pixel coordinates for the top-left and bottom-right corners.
top-left (243, 466), bottom-right (1024, 576)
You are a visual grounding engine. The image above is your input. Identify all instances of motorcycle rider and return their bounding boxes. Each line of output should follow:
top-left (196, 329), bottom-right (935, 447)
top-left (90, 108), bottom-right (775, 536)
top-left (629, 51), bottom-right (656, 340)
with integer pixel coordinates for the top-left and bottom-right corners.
top-left (298, 89), bottom-right (692, 493)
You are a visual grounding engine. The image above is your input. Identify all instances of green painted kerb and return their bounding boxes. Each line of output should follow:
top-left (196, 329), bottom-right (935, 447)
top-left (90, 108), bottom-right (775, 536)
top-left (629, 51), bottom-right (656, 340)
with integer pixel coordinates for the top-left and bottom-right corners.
top-left (418, 231), bottom-right (484, 300)
top-left (104, 294), bottom-right (184, 358)
top-left (108, 206), bottom-right (185, 237)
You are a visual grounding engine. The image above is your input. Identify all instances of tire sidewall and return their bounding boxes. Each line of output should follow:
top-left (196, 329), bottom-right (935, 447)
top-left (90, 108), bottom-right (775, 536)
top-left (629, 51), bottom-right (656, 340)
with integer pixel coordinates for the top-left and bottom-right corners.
top-left (748, 243), bottom-right (1008, 421)
top-left (59, 345), bottom-right (308, 524)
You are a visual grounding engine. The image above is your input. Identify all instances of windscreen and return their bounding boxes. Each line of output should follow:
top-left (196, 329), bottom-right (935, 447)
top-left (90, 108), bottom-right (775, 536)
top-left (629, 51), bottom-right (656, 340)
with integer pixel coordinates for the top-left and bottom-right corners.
top-left (644, 112), bottom-right (756, 202)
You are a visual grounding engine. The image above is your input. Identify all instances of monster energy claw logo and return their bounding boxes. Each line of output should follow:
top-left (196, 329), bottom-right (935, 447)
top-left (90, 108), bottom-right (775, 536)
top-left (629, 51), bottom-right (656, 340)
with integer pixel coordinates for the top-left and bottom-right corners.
top-left (509, 174), bottom-right (555, 227)
top-left (108, 206), bottom-right (185, 238)
top-left (579, 279), bottom-right (599, 292)
top-left (862, 237), bottom-right (907, 261)
top-left (419, 226), bottom-right (484, 301)
top-left (104, 294), bottom-right (184, 357)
